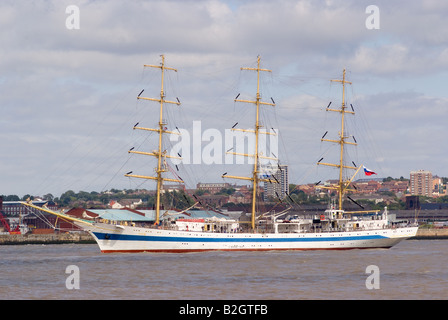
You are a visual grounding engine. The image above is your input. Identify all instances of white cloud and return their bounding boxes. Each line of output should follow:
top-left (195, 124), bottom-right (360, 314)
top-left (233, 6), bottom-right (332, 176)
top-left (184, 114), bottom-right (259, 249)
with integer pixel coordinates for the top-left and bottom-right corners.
top-left (1, 0), bottom-right (448, 197)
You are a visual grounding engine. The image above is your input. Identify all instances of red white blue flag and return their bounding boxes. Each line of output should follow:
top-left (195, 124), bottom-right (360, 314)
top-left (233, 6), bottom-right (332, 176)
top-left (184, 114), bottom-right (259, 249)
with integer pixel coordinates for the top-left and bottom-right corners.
top-left (363, 165), bottom-right (377, 176)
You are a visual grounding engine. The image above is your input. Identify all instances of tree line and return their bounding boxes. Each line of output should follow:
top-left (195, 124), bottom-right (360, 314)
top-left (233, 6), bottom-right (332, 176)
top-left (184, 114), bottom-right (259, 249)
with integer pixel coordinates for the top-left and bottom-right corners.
top-left (3, 176), bottom-right (448, 210)
top-left (1, 189), bottom-right (196, 210)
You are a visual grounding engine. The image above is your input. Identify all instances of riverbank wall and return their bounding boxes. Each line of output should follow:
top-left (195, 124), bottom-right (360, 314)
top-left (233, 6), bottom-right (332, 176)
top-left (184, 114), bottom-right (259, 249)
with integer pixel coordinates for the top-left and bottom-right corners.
top-left (412, 228), bottom-right (448, 240)
top-left (0, 232), bottom-right (95, 245)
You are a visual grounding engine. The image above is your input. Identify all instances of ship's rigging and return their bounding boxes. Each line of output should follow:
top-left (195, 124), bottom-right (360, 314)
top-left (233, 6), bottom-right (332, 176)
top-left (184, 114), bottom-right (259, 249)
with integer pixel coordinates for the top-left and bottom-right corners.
top-left (221, 56), bottom-right (278, 230)
top-left (124, 55), bottom-right (183, 225)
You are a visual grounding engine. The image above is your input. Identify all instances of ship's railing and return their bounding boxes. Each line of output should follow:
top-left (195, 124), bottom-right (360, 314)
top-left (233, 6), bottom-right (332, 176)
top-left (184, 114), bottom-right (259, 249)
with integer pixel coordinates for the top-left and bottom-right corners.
top-left (101, 218), bottom-right (416, 234)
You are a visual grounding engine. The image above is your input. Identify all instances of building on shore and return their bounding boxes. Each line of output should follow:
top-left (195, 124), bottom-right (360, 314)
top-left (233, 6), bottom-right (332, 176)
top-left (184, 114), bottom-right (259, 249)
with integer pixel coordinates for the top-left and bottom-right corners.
top-left (410, 170), bottom-right (432, 197)
top-left (109, 198), bottom-right (143, 209)
top-left (196, 182), bottom-right (231, 194)
top-left (0, 198), bottom-right (59, 234)
top-left (262, 164), bottom-right (289, 201)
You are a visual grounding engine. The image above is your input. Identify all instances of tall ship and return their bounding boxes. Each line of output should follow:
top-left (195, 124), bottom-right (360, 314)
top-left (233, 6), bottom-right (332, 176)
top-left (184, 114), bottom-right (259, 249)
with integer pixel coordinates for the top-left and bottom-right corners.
top-left (22, 55), bottom-right (418, 253)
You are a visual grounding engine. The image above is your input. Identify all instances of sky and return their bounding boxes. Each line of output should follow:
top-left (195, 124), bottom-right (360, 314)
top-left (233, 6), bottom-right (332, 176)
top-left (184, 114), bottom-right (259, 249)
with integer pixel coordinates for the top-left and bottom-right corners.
top-left (2, 0), bottom-right (448, 198)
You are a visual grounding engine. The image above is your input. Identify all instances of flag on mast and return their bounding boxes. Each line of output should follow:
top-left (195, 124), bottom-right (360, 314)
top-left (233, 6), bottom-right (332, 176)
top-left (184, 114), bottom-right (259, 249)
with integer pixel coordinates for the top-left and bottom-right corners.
top-left (363, 166), bottom-right (377, 176)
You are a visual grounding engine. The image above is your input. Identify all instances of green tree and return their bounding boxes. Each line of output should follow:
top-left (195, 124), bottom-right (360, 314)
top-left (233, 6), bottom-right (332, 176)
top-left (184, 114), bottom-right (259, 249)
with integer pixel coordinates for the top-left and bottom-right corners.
top-left (2, 195), bottom-right (20, 201)
top-left (42, 193), bottom-right (54, 201)
top-left (59, 190), bottom-right (76, 207)
top-left (216, 187), bottom-right (236, 195)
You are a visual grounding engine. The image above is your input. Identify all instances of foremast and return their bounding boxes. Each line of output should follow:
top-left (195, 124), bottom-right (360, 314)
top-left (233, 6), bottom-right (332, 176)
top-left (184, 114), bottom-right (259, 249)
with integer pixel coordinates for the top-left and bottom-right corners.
top-left (317, 69), bottom-right (359, 211)
top-left (125, 55), bottom-right (182, 224)
top-left (222, 56), bottom-right (277, 230)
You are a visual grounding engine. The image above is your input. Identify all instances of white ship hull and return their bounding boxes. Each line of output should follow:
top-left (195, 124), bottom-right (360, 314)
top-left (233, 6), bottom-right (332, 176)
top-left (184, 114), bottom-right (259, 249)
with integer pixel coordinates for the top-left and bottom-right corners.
top-left (80, 222), bottom-right (418, 253)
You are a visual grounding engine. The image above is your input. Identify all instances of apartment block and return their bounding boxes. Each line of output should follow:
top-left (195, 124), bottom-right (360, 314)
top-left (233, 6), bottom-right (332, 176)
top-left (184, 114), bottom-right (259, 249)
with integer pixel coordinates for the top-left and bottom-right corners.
top-left (263, 164), bottom-right (289, 201)
top-left (410, 170), bottom-right (432, 197)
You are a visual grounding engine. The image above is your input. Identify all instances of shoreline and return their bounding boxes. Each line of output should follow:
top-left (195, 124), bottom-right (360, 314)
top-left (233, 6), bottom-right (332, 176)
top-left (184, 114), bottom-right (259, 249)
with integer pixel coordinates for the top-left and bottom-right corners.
top-left (410, 228), bottom-right (448, 240)
top-left (0, 232), bottom-right (95, 245)
top-left (0, 228), bottom-right (447, 245)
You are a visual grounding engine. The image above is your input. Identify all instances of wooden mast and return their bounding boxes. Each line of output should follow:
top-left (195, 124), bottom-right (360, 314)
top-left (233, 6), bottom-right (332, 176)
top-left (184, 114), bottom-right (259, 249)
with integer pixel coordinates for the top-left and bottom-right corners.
top-left (125, 55), bottom-right (182, 224)
top-left (223, 56), bottom-right (277, 230)
top-left (317, 69), bottom-right (357, 211)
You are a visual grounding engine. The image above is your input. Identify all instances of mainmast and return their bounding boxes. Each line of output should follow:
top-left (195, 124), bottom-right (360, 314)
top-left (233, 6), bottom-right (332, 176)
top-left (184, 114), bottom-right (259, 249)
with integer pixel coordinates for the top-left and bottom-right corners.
top-left (125, 55), bottom-right (183, 224)
top-left (317, 69), bottom-right (357, 211)
top-left (223, 56), bottom-right (277, 230)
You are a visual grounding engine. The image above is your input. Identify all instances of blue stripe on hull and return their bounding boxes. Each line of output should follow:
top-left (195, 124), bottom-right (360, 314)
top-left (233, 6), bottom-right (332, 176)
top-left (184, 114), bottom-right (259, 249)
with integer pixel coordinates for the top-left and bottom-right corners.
top-left (92, 232), bottom-right (387, 243)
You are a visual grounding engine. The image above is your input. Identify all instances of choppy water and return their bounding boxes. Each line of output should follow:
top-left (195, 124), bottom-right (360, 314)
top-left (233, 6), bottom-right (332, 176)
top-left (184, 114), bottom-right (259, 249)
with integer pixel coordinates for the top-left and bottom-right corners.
top-left (0, 240), bottom-right (446, 300)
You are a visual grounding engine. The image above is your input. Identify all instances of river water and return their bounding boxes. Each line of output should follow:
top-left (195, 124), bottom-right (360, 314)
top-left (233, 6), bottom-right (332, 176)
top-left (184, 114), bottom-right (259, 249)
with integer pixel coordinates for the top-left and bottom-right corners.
top-left (0, 240), bottom-right (446, 300)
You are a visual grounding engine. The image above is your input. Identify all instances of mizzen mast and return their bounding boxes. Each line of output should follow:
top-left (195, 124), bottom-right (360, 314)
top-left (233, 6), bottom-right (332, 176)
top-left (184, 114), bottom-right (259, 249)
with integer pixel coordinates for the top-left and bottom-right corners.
top-left (125, 55), bottom-right (182, 224)
top-left (223, 56), bottom-right (277, 230)
top-left (317, 69), bottom-right (357, 211)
